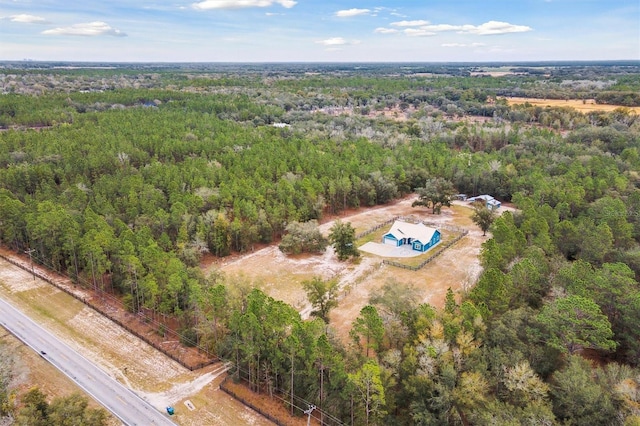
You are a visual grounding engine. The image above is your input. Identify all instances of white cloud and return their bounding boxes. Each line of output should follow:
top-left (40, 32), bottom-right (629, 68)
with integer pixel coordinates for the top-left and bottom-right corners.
top-left (335, 8), bottom-right (370, 18)
top-left (315, 37), bottom-right (361, 50)
top-left (8, 14), bottom-right (48, 24)
top-left (316, 37), bottom-right (347, 46)
top-left (374, 27), bottom-right (399, 34)
top-left (421, 24), bottom-right (463, 32)
top-left (389, 20), bottom-right (531, 36)
top-left (391, 20), bottom-right (430, 27)
top-left (42, 21), bottom-right (127, 37)
top-left (192, 0), bottom-right (296, 10)
top-left (425, 21), bottom-right (531, 35)
top-left (464, 21), bottom-right (532, 35)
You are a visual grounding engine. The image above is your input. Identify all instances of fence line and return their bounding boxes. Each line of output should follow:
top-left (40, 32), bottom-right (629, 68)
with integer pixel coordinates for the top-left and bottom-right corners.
top-left (382, 229), bottom-right (468, 271)
top-left (353, 215), bottom-right (469, 272)
top-left (220, 377), bottom-right (286, 426)
top-left (355, 216), bottom-right (399, 239)
top-left (0, 251), bottom-right (217, 371)
top-left (356, 215), bottom-right (467, 240)
top-left (0, 250), bottom-right (339, 425)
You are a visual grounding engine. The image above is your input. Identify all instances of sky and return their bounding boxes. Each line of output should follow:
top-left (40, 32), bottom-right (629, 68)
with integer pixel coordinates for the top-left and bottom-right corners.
top-left (1, 0), bottom-right (639, 63)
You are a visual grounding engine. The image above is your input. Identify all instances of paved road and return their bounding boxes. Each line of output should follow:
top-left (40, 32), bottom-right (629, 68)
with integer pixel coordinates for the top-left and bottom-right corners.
top-left (0, 297), bottom-right (176, 426)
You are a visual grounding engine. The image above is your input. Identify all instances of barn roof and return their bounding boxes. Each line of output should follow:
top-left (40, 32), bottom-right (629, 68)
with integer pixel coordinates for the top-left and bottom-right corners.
top-left (385, 221), bottom-right (439, 243)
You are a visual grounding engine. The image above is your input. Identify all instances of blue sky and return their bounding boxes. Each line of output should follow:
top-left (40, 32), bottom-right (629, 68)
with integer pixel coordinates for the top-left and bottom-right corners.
top-left (1, 0), bottom-right (638, 62)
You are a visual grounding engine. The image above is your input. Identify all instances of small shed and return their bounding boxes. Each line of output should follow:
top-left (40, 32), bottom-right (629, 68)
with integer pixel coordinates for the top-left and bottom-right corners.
top-left (487, 199), bottom-right (501, 210)
top-left (382, 221), bottom-right (441, 253)
top-left (467, 194), bottom-right (501, 210)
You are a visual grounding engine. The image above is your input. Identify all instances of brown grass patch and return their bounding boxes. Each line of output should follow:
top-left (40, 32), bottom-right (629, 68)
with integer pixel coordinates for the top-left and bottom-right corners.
top-left (503, 97), bottom-right (640, 113)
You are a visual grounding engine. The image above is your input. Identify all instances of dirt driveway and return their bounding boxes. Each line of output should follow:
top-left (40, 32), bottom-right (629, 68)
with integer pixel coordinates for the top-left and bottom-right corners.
top-left (212, 196), bottom-right (490, 341)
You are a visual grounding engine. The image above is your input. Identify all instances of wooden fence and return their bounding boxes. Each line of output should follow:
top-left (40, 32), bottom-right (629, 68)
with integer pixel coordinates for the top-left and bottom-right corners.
top-left (355, 215), bottom-right (469, 271)
top-left (219, 376), bottom-right (286, 426)
top-left (382, 229), bottom-right (468, 271)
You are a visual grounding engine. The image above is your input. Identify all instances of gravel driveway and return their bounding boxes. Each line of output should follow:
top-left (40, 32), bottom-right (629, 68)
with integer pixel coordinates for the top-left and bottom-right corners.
top-left (359, 241), bottom-right (431, 258)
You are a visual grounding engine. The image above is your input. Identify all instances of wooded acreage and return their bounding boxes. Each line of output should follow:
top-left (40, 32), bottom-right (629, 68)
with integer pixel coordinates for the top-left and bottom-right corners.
top-left (1, 62), bottom-right (640, 425)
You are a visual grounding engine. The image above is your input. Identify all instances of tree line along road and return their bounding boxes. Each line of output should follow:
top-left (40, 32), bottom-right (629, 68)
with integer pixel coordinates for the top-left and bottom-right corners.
top-left (0, 297), bottom-right (176, 426)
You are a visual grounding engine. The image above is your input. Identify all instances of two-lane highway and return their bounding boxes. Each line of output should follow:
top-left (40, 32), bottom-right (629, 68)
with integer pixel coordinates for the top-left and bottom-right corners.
top-left (0, 297), bottom-right (176, 426)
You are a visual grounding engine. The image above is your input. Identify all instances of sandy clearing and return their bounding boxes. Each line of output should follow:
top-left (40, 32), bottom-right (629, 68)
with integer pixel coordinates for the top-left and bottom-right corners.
top-left (504, 97), bottom-right (640, 113)
top-left (326, 234), bottom-right (486, 342)
top-left (0, 262), bottom-right (46, 292)
top-left (137, 363), bottom-right (229, 409)
top-left (214, 195), bottom-right (495, 343)
top-left (66, 307), bottom-right (186, 389)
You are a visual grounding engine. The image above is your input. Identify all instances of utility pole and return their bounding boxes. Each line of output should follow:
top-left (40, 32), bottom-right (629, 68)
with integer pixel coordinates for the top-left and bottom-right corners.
top-left (25, 248), bottom-right (36, 281)
top-left (304, 404), bottom-right (316, 426)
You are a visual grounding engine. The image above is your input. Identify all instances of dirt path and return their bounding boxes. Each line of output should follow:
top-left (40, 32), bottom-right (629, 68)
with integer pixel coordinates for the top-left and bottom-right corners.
top-left (137, 363), bottom-right (229, 409)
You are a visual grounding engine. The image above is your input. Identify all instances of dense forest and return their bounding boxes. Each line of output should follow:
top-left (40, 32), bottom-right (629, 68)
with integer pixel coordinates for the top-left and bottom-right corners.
top-left (1, 61), bottom-right (640, 425)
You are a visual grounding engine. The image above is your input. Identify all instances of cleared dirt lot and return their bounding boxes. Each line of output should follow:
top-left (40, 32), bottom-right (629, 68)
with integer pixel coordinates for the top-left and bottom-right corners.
top-left (211, 196), bottom-right (489, 341)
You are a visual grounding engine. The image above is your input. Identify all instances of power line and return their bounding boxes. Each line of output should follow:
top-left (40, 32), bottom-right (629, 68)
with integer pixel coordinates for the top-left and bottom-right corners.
top-left (24, 248), bottom-right (36, 281)
top-left (14, 251), bottom-right (346, 425)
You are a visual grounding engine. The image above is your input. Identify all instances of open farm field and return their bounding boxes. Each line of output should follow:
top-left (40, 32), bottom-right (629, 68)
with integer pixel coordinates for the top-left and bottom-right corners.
top-left (504, 96), bottom-right (640, 113)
